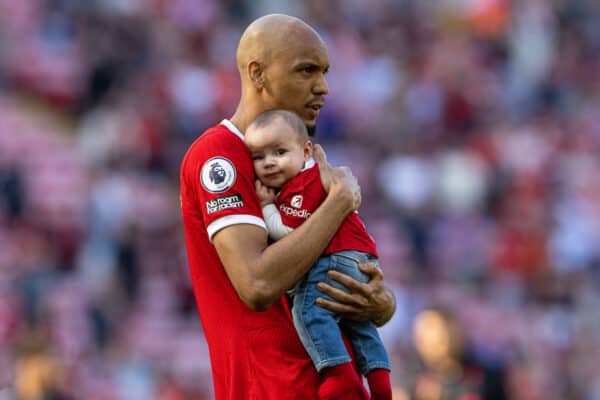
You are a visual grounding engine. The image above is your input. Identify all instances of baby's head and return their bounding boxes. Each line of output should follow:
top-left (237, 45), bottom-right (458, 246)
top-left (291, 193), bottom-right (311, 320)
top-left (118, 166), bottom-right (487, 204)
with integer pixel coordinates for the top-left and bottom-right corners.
top-left (245, 110), bottom-right (313, 189)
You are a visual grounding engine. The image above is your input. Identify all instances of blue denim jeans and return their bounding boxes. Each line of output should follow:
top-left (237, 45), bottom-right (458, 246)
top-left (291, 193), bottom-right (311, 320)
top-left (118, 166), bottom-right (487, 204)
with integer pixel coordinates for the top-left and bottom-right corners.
top-left (292, 250), bottom-right (390, 375)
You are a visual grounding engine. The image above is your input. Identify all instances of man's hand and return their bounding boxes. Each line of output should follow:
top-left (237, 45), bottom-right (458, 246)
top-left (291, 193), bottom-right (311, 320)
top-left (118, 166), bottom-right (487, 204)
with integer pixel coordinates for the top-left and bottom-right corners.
top-left (315, 262), bottom-right (396, 327)
top-left (255, 179), bottom-right (276, 207)
top-left (314, 144), bottom-right (361, 212)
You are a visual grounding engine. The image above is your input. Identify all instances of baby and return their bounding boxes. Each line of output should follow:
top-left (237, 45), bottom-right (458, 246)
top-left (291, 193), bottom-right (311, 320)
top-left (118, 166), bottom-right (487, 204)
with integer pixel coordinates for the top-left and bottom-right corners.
top-left (245, 109), bottom-right (391, 400)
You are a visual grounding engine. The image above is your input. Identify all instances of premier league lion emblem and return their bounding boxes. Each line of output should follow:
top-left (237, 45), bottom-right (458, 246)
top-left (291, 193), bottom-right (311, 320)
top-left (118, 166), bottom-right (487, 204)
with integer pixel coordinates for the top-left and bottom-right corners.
top-left (209, 162), bottom-right (227, 184)
top-left (201, 157), bottom-right (236, 193)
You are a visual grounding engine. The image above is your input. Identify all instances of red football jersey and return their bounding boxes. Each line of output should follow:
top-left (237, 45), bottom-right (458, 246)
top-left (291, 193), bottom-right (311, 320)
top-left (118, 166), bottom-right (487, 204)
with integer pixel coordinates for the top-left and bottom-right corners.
top-left (277, 160), bottom-right (378, 257)
top-left (180, 120), bottom-right (321, 399)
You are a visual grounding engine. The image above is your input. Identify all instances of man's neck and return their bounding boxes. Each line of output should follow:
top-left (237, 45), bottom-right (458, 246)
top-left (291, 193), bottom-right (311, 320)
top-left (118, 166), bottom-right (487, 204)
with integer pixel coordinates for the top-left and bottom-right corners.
top-left (228, 113), bottom-right (249, 136)
top-left (230, 96), bottom-right (266, 134)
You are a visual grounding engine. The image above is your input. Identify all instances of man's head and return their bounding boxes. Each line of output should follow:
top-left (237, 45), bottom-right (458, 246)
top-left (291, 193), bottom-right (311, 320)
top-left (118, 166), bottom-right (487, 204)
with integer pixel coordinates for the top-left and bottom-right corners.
top-left (236, 14), bottom-right (329, 136)
top-left (245, 110), bottom-right (313, 189)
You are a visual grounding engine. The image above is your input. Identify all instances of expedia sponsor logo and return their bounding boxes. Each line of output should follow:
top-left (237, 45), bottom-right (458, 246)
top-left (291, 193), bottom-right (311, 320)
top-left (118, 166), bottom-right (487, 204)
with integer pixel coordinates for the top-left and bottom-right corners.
top-left (206, 194), bottom-right (243, 214)
top-left (291, 195), bottom-right (303, 208)
top-left (279, 203), bottom-right (311, 219)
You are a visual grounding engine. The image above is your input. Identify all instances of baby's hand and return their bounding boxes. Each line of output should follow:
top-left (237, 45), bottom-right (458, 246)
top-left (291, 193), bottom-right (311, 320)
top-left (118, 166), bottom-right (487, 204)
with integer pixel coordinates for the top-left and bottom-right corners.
top-left (255, 180), bottom-right (276, 207)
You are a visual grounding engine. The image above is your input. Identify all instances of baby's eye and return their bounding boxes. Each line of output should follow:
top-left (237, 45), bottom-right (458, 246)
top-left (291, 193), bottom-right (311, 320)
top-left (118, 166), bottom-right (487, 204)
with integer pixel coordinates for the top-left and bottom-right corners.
top-left (275, 149), bottom-right (287, 156)
top-left (252, 154), bottom-right (264, 161)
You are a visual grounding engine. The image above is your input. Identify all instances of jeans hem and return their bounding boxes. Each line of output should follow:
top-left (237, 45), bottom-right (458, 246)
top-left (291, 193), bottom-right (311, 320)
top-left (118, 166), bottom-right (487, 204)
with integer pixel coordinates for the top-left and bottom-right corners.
top-left (362, 362), bottom-right (391, 375)
top-left (315, 356), bottom-right (353, 372)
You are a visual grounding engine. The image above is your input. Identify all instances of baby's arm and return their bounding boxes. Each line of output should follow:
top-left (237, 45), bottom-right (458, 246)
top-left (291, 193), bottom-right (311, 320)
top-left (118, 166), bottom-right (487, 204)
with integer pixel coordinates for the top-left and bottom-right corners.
top-left (255, 180), bottom-right (294, 240)
top-left (262, 204), bottom-right (294, 240)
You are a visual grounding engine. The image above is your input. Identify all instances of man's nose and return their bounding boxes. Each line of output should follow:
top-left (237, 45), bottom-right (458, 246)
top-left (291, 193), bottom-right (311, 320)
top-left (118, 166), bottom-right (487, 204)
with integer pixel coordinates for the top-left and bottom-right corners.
top-left (313, 74), bottom-right (329, 95)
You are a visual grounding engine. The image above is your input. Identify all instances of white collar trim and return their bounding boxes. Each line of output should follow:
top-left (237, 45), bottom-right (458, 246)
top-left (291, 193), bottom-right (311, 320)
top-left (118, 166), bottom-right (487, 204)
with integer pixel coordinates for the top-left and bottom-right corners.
top-left (220, 119), bottom-right (245, 141)
top-left (301, 157), bottom-right (316, 171)
top-left (220, 119), bottom-right (316, 172)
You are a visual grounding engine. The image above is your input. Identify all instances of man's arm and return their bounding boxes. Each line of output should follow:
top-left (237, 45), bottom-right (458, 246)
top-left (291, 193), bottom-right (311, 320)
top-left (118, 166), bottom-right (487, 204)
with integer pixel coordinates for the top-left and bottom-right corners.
top-left (214, 145), bottom-right (396, 324)
top-left (258, 177), bottom-right (395, 324)
top-left (259, 193), bottom-right (396, 326)
top-left (214, 182), bottom-right (356, 311)
top-left (213, 145), bottom-right (360, 311)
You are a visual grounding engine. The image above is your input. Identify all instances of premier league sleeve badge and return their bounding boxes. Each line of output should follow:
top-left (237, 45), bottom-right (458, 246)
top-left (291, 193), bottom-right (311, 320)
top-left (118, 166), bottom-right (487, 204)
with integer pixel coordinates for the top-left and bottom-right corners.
top-left (200, 157), bottom-right (236, 193)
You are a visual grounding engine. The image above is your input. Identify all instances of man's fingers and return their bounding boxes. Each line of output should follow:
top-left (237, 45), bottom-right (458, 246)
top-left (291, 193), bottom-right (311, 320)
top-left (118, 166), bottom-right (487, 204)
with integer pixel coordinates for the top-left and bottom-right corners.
top-left (325, 270), bottom-right (372, 295)
top-left (313, 144), bottom-right (329, 168)
top-left (314, 144), bottom-right (362, 210)
top-left (315, 143), bottom-right (336, 193)
top-left (317, 282), bottom-right (368, 306)
top-left (358, 262), bottom-right (384, 280)
top-left (315, 297), bottom-right (364, 320)
top-left (354, 188), bottom-right (362, 210)
top-left (337, 166), bottom-right (361, 210)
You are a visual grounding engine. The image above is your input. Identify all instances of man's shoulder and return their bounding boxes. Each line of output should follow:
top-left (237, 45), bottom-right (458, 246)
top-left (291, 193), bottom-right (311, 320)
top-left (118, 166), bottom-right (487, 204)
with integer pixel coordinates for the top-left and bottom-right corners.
top-left (183, 122), bottom-right (246, 165)
top-left (193, 122), bottom-right (243, 150)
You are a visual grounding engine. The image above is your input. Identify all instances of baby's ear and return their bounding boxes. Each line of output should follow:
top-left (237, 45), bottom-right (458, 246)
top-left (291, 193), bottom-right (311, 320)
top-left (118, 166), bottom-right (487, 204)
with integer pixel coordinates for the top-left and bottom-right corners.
top-left (304, 140), bottom-right (313, 161)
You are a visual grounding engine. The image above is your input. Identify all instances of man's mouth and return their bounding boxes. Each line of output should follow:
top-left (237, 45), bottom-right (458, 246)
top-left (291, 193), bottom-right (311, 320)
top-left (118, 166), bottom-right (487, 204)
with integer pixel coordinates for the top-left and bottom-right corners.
top-left (306, 103), bottom-right (323, 119)
top-left (307, 102), bottom-right (323, 111)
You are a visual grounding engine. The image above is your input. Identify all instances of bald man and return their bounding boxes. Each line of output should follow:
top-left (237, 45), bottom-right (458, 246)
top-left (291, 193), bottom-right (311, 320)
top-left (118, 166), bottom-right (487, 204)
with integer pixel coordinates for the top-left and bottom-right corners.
top-left (180, 14), bottom-right (395, 399)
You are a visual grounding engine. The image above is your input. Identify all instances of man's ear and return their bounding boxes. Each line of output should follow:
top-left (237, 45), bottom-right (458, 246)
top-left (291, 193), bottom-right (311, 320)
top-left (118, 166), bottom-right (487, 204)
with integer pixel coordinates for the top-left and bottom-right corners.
top-left (248, 61), bottom-right (265, 90)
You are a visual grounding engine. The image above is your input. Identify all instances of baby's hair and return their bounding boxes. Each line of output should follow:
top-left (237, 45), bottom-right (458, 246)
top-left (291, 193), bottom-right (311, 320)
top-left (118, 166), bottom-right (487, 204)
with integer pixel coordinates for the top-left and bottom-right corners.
top-left (248, 109), bottom-right (309, 143)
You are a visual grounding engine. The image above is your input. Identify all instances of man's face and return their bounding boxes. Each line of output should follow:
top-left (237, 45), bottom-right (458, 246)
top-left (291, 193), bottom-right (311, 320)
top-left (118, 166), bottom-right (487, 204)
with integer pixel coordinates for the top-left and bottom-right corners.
top-left (262, 40), bottom-right (329, 134)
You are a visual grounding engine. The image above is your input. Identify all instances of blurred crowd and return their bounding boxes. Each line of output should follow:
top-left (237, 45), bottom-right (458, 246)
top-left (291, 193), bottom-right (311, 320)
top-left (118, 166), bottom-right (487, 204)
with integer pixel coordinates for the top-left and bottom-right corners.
top-left (1, 0), bottom-right (600, 399)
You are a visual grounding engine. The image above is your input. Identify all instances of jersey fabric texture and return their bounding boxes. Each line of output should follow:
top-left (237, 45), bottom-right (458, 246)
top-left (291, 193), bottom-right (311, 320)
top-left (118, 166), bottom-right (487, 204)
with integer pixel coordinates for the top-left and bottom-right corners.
top-left (180, 120), bottom-right (322, 399)
top-left (277, 161), bottom-right (378, 258)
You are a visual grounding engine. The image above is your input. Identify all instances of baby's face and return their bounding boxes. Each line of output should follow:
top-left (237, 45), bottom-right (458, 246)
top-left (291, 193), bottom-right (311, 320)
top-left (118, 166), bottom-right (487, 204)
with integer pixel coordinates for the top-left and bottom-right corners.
top-left (245, 120), bottom-right (311, 189)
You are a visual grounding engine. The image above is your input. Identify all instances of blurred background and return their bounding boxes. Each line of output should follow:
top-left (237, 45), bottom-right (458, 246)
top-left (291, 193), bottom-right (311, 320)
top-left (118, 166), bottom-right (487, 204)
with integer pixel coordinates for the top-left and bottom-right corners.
top-left (1, 0), bottom-right (600, 399)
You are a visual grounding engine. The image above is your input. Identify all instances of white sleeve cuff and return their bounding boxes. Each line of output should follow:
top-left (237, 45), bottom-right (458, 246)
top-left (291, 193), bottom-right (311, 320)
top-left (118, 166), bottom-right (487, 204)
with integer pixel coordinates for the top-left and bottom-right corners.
top-left (207, 214), bottom-right (267, 242)
top-left (262, 204), bottom-right (294, 241)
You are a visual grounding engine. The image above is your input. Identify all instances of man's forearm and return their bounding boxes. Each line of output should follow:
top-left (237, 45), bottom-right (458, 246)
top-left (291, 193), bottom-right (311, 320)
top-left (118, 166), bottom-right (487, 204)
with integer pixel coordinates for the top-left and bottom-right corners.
top-left (254, 193), bottom-right (352, 300)
top-left (215, 189), bottom-right (355, 311)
